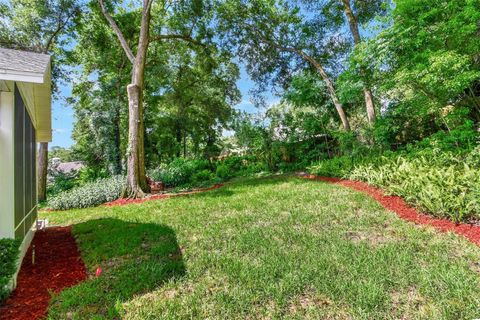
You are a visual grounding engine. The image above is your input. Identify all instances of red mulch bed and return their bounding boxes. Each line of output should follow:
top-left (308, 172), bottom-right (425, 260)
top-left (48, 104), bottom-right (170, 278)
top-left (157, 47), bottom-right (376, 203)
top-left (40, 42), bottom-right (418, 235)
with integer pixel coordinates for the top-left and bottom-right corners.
top-left (0, 227), bottom-right (87, 320)
top-left (303, 174), bottom-right (480, 246)
top-left (103, 183), bottom-right (224, 207)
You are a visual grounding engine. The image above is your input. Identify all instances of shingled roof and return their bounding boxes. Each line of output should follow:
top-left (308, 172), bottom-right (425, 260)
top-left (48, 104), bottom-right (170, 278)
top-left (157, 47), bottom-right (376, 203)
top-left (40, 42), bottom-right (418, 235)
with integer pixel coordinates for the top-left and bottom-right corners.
top-left (0, 47), bottom-right (52, 141)
top-left (0, 47), bottom-right (50, 83)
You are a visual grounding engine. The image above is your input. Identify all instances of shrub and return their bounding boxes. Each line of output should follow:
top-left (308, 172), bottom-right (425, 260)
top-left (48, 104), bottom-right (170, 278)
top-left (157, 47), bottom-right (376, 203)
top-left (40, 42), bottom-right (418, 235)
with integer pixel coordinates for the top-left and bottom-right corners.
top-left (192, 169), bottom-right (216, 185)
top-left (0, 238), bottom-right (20, 302)
top-left (276, 162), bottom-right (305, 173)
top-left (349, 150), bottom-right (480, 222)
top-left (220, 156), bottom-right (246, 173)
top-left (413, 121), bottom-right (478, 152)
top-left (309, 156), bottom-right (360, 177)
top-left (215, 163), bottom-right (231, 180)
top-left (47, 172), bottom-right (77, 197)
top-left (309, 130), bottom-right (480, 222)
top-left (148, 158), bottom-right (212, 188)
top-left (216, 155), bottom-right (266, 179)
top-left (47, 176), bottom-right (125, 210)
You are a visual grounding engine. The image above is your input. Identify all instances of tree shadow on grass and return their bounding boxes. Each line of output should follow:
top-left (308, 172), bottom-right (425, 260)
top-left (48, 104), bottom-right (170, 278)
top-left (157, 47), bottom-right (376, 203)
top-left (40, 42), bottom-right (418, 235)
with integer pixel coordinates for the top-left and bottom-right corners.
top-left (48, 218), bottom-right (185, 319)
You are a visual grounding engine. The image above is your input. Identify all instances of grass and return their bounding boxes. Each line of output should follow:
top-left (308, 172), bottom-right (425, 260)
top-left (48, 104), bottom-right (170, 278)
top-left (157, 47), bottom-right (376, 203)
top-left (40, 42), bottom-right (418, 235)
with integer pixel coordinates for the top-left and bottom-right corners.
top-left (42, 176), bottom-right (480, 319)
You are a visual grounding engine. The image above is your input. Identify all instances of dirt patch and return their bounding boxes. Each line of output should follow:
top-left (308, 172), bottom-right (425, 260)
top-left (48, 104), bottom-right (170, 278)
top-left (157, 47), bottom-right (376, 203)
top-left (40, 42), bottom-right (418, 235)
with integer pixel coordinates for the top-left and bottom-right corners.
top-left (344, 230), bottom-right (393, 247)
top-left (470, 261), bottom-right (480, 274)
top-left (0, 227), bottom-right (87, 320)
top-left (103, 254), bottom-right (132, 270)
top-left (286, 289), bottom-right (351, 320)
top-left (303, 175), bottom-right (480, 248)
top-left (390, 286), bottom-right (432, 319)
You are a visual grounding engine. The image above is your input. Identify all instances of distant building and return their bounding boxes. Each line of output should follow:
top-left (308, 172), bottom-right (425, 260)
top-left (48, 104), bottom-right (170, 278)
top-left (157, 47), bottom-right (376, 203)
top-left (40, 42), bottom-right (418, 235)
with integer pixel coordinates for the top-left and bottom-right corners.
top-left (50, 158), bottom-right (85, 176)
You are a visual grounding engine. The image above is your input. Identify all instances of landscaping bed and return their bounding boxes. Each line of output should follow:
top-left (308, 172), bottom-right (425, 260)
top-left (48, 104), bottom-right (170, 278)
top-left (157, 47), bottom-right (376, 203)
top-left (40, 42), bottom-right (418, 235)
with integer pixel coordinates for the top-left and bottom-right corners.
top-left (304, 174), bottom-right (480, 247)
top-left (103, 184), bottom-right (223, 207)
top-left (0, 227), bottom-right (87, 320)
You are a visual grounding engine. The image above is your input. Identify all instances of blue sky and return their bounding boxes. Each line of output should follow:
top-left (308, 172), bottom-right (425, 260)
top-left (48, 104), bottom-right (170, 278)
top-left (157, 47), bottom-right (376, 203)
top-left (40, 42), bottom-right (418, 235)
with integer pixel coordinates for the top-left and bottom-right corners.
top-left (50, 65), bottom-right (275, 149)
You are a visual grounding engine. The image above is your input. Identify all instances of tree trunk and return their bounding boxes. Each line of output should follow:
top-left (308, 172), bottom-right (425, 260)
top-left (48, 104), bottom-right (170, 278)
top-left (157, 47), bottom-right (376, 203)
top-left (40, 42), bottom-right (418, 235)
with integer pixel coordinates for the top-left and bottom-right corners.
top-left (183, 131), bottom-right (186, 157)
top-left (341, 0), bottom-right (376, 123)
top-left (364, 89), bottom-right (375, 123)
top-left (137, 93), bottom-right (148, 191)
top-left (316, 66), bottom-right (351, 131)
top-left (98, 0), bottom-right (153, 197)
top-left (175, 125), bottom-right (182, 157)
top-left (115, 0), bottom-right (152, 197)
top-left (124, 84), bottom-right (145, 198)
top-left (37, 142), bottom-right (48, 201)
top-left (302, 53), bottom-right (351, 130)
top-left (113, 107), bottom-right (122, 175)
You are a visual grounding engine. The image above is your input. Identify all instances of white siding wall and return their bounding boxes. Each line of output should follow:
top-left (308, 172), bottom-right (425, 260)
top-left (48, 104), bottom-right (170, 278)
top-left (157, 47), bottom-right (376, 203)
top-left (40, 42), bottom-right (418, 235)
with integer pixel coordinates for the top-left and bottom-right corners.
top-left (0, 89), bottom-right (15, 239)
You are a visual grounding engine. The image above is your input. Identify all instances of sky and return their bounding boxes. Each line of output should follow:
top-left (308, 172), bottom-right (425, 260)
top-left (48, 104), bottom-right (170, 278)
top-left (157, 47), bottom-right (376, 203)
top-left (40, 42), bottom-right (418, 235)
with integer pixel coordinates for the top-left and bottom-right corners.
top-left (50, 64), bottom-right (275, 149)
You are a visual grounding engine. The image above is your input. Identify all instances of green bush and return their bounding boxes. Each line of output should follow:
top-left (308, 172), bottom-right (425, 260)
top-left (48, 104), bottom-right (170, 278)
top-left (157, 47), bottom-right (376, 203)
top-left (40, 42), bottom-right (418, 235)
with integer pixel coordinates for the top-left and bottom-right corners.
top-left (47, 176), bottom-right (125, 210)
top-left (220, 156), bottom-right (246, 173)
top-left (192, 169), bottom-right (216, 185)
top-left (0, 238), bottom-right (20, 302)
top-left (149, 156), bottom-right (268, 187)
top-left (215, 163), bottom-right (231, 180)
top-left (310, 146), bottom-right (480, 222)
top-left (216, 155), bottom-right (266, 178)
top-left (349, 149), bottom-right (480, 222)
top-left (309, 156), bottom-right (356, 177)
top-left (244, 161), bottom-right (268, 175)
top-left (47, 172), bottom-right (77, 197)
top-left (412, 121), bottom-right (478, 153)
top-left (276, 162), bottom-right (305, 173)
top-left (148, 158), bottom-right (211, 188)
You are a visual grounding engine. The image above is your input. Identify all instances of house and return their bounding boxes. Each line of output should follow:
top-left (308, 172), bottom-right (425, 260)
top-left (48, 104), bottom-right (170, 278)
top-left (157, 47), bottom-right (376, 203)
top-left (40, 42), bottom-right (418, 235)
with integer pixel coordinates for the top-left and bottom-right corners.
top-left (0, 48), bottom-right (52, 283)
top-left (50, 159), bottom-right (85, 176)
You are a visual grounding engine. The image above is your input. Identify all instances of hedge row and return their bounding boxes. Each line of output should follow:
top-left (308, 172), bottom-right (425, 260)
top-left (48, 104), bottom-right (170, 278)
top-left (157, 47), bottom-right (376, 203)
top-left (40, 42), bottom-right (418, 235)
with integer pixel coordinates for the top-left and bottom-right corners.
top-left (309, 147), bottom-right (480, 223)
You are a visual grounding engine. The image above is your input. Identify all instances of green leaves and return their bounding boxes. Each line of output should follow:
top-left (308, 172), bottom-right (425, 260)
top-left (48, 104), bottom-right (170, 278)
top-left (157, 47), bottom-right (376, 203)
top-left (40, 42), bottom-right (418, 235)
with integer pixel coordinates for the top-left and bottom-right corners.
top-left (47, 176), bottom-right (126, 210)
top-left (348, 148), bottom-right (480, 222)
top-left (0, 238), bottom-right (20, 302)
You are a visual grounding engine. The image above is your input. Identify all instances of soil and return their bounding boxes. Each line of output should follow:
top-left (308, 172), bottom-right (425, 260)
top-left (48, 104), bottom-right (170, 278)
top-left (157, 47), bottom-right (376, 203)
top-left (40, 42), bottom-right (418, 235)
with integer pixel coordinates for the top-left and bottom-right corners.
top-left (0, 227), bottom-right (87, 320)
top-left (304, 174), bottom-right (480, 247)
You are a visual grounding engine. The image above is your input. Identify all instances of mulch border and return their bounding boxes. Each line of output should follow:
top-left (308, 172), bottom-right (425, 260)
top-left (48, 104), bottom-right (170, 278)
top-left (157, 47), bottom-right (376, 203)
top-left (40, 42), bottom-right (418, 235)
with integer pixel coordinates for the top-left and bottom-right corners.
top-left (0, 227), bottom-right (87, 320)
top-left (303, 174), bottom-right (480, 247)
top-left (103, 183), bottom-right (224, 207)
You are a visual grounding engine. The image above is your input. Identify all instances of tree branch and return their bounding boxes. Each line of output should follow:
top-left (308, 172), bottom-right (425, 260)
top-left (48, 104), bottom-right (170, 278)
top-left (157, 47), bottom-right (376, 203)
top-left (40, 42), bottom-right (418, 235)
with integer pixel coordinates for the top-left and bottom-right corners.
top-left (151, 34), bottom-right (205, 47)
top-left (98, 0), bottom-right (135, 63)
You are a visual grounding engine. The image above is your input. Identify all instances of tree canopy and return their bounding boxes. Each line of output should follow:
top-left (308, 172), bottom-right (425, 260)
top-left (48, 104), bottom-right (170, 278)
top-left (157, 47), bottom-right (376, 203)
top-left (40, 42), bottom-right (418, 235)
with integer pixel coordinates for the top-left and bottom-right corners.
top-left (1, 0), bottom-right (478, 196)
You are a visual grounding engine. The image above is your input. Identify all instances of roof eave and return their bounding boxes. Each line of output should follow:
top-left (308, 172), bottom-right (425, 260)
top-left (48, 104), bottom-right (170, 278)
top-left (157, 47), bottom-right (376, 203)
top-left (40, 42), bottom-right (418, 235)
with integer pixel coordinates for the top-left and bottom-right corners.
top-left (0, 69), bottom-right (46, 84)
top-left (34, 61), bottom-right (52, 143)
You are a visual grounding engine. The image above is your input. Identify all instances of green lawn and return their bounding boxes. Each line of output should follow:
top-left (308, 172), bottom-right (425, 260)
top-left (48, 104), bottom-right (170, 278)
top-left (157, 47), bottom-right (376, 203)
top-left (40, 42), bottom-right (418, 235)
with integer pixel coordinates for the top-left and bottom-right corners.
top-left (42, 176), bottom-right (480, 319)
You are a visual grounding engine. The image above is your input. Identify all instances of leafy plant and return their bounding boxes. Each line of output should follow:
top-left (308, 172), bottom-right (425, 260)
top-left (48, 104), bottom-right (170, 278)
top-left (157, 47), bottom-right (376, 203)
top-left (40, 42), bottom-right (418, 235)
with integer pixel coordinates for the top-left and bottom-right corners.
top-left (148, 158), bottom-right (212, 188)
top-left (47, 176), bottom-right (125, 210)
top-left (215, 163), bottom-right (231, 180)
top-left (349, 151), bottom-right (480, 222)
top-left (47, 172), bottom-right (78, 197)
top-left (0, 238), bottom-right (20, 302)
top-left (216, 155), bottom-right (266, 178)
top-left (192, 169), bottom-right (216, 185)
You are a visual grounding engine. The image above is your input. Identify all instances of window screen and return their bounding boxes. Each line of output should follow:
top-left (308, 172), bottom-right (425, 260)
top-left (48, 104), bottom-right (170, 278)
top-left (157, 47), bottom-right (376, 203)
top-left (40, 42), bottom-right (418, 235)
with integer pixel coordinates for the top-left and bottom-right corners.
top-left (14, 85), bottom-right (37, 240)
